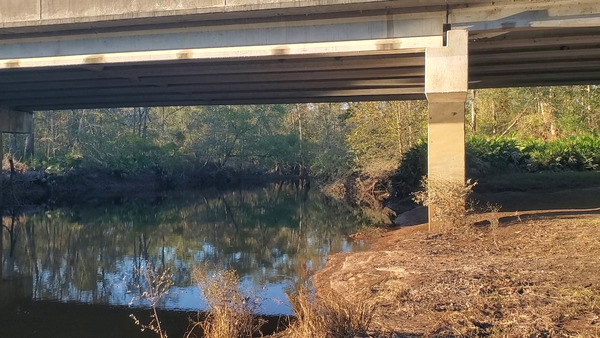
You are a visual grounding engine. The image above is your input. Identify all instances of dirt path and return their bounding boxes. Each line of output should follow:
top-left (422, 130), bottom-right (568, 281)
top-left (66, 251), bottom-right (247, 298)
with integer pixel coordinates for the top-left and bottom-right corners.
top-left (314, 190), bottom-right (600, 337)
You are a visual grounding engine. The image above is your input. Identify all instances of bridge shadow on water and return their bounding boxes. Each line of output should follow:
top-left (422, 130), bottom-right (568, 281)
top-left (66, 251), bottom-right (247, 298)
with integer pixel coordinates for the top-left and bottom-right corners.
top-left (0, 298), bottom-right (290, 337)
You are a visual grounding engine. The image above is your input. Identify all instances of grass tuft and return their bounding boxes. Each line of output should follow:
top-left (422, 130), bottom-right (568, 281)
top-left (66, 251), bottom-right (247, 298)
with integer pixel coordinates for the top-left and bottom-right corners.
top-left (273, 284), bottom-right (377, 338)
top-left (188, 266), bottom-right (264, 338)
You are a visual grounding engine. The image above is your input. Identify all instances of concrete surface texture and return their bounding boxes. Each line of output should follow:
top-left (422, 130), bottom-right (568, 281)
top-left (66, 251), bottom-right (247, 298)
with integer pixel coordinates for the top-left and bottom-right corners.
top-left (0, 0), bottom-right (422, 24)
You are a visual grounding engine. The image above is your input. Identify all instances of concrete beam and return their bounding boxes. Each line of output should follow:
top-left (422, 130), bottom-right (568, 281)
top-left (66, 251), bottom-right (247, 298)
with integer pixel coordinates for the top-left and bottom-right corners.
top-left (10, 94), bottom-right (427, 111)
top-left (0, 14), bottom-right (443, 60)
top-left (0, 108), bottom-right (33, 134)
top-left (451, 0), bottom-right (600, 32)
top-left (0, 0), bottom-right (447, 27)
top-left (424, 30), bottom-right (468, 232)
top-left (0, 36), bottom-right (442, 70)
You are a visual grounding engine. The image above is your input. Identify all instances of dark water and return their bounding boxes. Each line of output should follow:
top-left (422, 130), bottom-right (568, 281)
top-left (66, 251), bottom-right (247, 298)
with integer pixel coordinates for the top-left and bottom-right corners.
top-left (0, 183), bottom-right (370, 336)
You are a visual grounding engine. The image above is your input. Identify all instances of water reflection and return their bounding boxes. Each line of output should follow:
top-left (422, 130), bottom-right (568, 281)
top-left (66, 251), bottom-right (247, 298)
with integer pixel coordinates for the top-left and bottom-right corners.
top-left (1, 183), bottom-right (369, 315)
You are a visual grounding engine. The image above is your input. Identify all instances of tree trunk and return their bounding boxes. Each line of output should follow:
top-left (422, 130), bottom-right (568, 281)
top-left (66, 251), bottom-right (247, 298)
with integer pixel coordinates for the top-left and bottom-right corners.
top-left (471, 90), bottom-right (477, 133)
top-left (393, 103), bottom-right (404, 153)
top-left (9, 134), bottom-right (18, 159)
top-left (587, 85), bottom-right (596, 133)
top-left (50, 113), bottom-right (56, 157)
top-left (540, 100), bottom-right (557, 139)
top-left (298, 109), bottom-right (304, 167)
top-left (142, 107), bottom-right (149, 139)
top-left (492, 100), bottom-right (497, 135)
top-left (24, 132), bottom-right (34, 159)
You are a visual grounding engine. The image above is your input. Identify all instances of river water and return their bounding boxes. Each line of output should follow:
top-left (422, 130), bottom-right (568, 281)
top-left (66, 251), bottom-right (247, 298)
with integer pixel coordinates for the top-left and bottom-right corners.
top-left (0, 182), bottom-right (371, 336)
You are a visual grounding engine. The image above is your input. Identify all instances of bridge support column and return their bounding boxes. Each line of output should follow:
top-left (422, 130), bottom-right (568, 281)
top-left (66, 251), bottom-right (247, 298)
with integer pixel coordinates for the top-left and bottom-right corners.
top-left (424, 30), bottom-right (468, 232)
top-left (0, 109), bottom-right (33, 134)
top-left (0, 132), bottom-right (2, 280)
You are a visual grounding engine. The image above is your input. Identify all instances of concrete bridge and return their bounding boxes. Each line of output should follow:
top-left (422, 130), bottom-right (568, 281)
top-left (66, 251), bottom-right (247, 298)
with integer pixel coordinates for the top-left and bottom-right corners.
top-left (1, 0), bottom-right (599, 230)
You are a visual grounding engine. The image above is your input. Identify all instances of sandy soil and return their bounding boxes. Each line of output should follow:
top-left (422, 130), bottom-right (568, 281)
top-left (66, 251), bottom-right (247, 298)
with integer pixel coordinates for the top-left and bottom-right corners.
top-left (314, 189), bottom-right (600, 337)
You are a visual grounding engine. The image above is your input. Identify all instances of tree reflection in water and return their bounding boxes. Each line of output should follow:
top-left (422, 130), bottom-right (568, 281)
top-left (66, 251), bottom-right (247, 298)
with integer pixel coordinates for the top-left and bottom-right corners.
top-left (1, 182), bottom-right (371, 315)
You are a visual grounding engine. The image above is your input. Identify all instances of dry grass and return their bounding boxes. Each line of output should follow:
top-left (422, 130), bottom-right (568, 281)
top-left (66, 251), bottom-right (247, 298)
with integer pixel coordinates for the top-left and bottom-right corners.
top-left (272, 284), bottom-right (378, 338)
top-left (188, 267), bottom-right (264, 338)
top-left (323, 181), bottom-right (348, 200)
top-left (315, 213), bottom-right (600, 337)
top-left (1, 156), bottom-right (28, 173)
top-left (413, 176), bottom-right (477, 233)
top-left (188, 265), bottom-right (381, 338)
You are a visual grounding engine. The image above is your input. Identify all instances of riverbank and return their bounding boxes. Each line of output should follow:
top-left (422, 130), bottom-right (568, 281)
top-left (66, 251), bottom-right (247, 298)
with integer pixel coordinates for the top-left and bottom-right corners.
top-left (314, 186), bottom-right (600, 336)
top-left (0, 166), bottom-right (308, 212)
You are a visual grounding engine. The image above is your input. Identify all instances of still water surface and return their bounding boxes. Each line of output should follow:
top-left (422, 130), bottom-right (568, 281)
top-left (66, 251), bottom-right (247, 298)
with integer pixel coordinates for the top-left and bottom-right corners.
top-left (1, 183), bottom-right (369, 327)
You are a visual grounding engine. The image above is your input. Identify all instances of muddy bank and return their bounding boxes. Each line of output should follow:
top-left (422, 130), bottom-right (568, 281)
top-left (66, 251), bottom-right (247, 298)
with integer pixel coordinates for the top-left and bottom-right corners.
top-left (314, 188), bottom-right (600, 336)
top-left (0, 168), bottom-right (309, 212)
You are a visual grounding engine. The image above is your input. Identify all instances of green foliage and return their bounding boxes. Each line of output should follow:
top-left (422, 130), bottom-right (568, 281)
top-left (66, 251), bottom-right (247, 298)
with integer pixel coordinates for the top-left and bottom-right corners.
top-left (27, 106), bottom-right (303, 175)
top-left (184, 105), bottom-right (294, 169)
top-left (470, 86), bottom-right (599, 139)
top-left (3, 85), bottom-right (594, 188)
top-left (467, 135), bottom-right (600, 175)
top-left (524, 135), bottom-right (600, 171)
top-left (298, 103), bottom-right (353, 180)
top-left (99, 134), bottom-right (183, 173)
top-left (391, 135), bottom-right (600, 199)
top-left (390, 140), bottom-right (427, 199)
top-left (345, 101), bottom-right (427, 171)
top-left (466, 137), bottom-right (528, 175)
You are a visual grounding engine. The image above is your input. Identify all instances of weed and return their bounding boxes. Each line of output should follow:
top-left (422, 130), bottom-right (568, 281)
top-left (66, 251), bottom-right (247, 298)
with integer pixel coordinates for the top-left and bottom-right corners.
top-left (129, 260), bottom-right (174, 338)
top-left (274, 284), bottom-right (377, 338)
top-left (412, 176), bottom-right (477, 233)
top-left (188, 266), bottom-right (264, 338)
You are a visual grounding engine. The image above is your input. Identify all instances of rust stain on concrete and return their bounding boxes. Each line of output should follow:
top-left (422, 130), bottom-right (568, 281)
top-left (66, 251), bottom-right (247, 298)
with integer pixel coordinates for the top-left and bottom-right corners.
top-left (271, 46), bottom-right (290, 56)
top-left (84, 54), bottom-right (105, 64)
top-left (5, 60), bottom-right (20, 68)
top-left (177, 50), bottom-right (193, 59)
top-left (376, 41), bottom-right (402, 51)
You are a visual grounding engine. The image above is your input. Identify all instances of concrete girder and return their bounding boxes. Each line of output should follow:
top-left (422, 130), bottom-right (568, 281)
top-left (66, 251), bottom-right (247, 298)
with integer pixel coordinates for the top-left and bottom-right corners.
top-left (0, 37), bottom-right (438, 110)
top-left (0, 0), bottom-right (597, 32)
top-left (425, 30), bottom-right (468, 232)
top-left (0, 15), bottom-right (443, 60)
top-left (0, 36), bottom-right (442, 69)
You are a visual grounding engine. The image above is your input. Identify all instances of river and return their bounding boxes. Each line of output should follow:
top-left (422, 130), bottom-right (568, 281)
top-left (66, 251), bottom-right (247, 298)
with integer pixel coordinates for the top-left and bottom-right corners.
top-left (0, 182), bottom-right (371, 337)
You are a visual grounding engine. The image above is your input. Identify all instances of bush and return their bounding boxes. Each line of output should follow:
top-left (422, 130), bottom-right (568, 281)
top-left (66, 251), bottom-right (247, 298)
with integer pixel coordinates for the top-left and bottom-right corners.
top-left (391, 135), bottom-right (600, 200)
top-left (412, 177), bottom-right (477, 232)
top-left (524, 135), bottom-right (600, 171)
top-left (273, 285), bottom-right (376, 338)
top-left (466, 137), bottom-right (528, 175)
top-left (191, 267), bottom-right (264, 338)
top-left (390, 140), bottom-right (427, 199)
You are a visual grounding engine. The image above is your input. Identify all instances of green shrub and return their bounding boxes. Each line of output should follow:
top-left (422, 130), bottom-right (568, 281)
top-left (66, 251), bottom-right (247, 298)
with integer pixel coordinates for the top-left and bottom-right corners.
top-left (390, 140), bottom-right (427, 199)
top-left (524, 136), bottom-right (600, 171)
top-left (391, 135), bottom-right (599, 199)
top-left (466, 137), bottom-right (528, 175)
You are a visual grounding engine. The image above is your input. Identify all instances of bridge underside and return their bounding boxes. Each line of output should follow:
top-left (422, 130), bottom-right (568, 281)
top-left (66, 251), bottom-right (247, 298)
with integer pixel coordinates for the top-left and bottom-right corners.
top-left (0, 27), bottom-right (599, 111)
top-left (1, 0), bottom-right (599, 231)
top-left (0, 48), bottom-right (429, 111)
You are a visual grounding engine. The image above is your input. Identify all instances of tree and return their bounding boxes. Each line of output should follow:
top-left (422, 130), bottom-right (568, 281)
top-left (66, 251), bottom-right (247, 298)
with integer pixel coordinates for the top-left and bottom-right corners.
top-left (346, 101), bottom-right (427, 173)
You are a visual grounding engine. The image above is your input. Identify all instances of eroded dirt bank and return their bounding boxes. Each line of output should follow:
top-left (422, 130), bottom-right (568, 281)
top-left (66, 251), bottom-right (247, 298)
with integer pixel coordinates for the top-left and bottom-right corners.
top-left (314, 191), bottom-right (600, 336)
